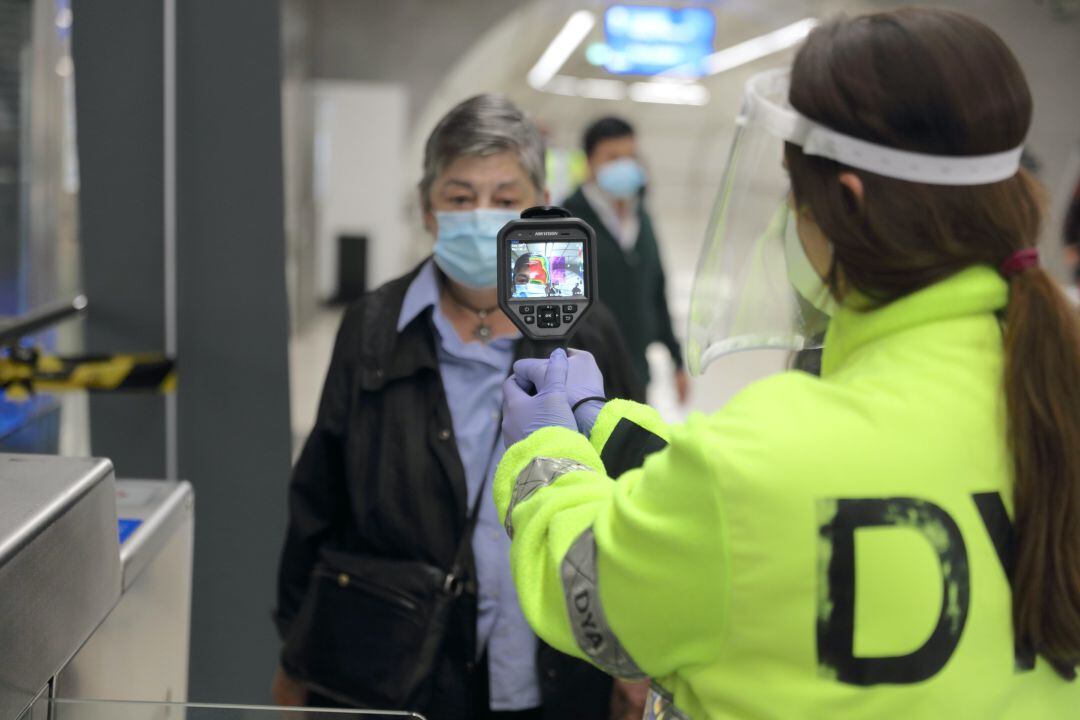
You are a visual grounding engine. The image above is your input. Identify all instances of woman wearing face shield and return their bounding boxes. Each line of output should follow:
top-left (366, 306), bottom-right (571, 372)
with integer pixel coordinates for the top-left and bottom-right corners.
top-left (271, 95), bottom-right (643, 720)
top-left (494, 9), bottom-right (1080, 719)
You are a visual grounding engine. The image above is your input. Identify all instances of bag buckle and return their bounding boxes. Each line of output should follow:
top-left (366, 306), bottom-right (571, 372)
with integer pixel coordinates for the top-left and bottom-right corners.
top-left (442, 572), bottom-right (465, 598)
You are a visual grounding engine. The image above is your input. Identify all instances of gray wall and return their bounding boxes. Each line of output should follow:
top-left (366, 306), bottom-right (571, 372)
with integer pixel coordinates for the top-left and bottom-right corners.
top-left (302, 0), bottom-right (531, 126)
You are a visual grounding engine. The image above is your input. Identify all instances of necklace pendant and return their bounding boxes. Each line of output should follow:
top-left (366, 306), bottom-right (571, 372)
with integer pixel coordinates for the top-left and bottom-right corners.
top-left (475, 324), bottom-right (492, 341)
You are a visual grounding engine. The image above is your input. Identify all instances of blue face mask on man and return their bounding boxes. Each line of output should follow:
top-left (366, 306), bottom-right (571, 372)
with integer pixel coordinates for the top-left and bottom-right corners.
top-left (433, 208), bottom-right (520, 289)
top-left (596, 157), bottom-right (647, 199)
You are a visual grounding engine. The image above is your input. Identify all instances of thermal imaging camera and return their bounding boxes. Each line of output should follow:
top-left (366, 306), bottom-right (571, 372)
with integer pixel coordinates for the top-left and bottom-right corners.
top-left (497, 206), bottom-right (598, 342)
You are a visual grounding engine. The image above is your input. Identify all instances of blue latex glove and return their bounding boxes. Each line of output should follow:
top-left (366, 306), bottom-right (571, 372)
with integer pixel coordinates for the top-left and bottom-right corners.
top-left (502, 348), bottom-right (576, 447)
top-left (513, 349), bottom-right (606, 436)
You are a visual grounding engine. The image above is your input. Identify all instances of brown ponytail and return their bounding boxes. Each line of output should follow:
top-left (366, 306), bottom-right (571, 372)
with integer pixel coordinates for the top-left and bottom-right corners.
top-left (1004, 264), bottom-right (1080, 666)
top-left (787, 8), bottom-right (1080, 666)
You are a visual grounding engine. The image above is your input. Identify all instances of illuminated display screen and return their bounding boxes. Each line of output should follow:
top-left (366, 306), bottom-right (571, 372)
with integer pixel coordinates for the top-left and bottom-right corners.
top-left (509, 241), bottom-right (586, 299)
top-left (599, 5), bottom-right (715, 76)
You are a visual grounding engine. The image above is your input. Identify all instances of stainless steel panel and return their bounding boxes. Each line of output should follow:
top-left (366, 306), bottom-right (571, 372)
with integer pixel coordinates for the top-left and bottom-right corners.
top-left (116, 480), bottom-right (194, 591)
top-left (0, 454), bottom-right (121, 720)
top-left (14, 682), bottom-right (49, 720)
top-left (49, 699), bottom-right (424, 720)
top-left (56, 481), bottom-right (194, 703)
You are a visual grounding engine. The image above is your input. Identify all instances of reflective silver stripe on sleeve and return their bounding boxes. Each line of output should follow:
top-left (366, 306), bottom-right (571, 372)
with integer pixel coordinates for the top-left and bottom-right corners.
top-left (644, 682), bottom-right (691, 720)
top-left (504, 456), bottom-right (592, 539)
top-left (560, 527), bottom-right (646, 680)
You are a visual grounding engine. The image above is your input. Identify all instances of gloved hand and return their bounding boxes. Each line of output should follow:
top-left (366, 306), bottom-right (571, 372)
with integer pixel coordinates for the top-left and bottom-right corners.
top-left (513, 349), bottom-right (606, 436)
top-left (502, 348), bottom-right (576, 447)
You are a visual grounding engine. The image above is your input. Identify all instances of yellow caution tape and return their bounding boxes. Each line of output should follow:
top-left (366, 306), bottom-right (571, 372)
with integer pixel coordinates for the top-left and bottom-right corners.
top-left (0, 351), bottom-right (176, 400)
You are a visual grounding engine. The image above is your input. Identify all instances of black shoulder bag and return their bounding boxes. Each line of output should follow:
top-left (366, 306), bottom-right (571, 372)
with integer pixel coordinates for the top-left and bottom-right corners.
top-left (282, 454), bottom-right (494, 710)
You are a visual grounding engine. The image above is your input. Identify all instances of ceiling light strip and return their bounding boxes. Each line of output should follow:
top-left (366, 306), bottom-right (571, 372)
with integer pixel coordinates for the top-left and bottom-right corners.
top-left (527, 10), bottom-right (596, 89)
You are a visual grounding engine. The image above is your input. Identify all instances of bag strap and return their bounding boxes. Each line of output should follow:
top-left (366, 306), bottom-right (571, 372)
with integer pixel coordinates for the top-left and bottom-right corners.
top-left (442, 414), bottom-right (503, 597)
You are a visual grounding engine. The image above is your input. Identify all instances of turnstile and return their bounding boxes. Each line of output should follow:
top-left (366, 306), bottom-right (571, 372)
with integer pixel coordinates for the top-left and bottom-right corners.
top-left (0, 455), bottom-right (121, 720)
top-left (55, 479), bottom-right (195, 703)
top-left (0, 455), bottom-right (195, 720)
top-left (1, 454), bottom-right (423, 720)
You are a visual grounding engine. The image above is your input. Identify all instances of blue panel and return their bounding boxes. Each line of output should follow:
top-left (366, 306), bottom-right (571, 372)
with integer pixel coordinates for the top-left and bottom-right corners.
top-left (118, 517), bottom-right (143, 544)
top-left (0, 332), bottom-right (62, 454)
top-left (0, 395), bottom-right (61, 453)
top-left (602, 5), bottom-right (716, 76)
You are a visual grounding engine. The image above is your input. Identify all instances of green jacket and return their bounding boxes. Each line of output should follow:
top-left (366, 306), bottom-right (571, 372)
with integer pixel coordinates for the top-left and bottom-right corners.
top-left (494, 266), bottom-right (1079, 718)
top-left (562, 187), bottom-right (683, 384)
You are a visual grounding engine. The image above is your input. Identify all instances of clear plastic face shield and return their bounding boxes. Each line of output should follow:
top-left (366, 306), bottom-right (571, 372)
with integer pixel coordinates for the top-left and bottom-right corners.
top-left (686, 68), bottom-right (1025, 375)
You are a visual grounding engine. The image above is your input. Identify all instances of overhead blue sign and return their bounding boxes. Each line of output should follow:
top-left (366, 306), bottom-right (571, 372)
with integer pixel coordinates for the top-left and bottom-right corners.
top-left (599, 5), bottom-right (715, 76)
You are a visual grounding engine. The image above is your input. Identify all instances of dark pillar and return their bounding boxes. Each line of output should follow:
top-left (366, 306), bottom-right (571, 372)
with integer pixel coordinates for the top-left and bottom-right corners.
top-left (72, 0), bottom-right (167, 478)
top-left (175, 0), bottom-right (292, 702)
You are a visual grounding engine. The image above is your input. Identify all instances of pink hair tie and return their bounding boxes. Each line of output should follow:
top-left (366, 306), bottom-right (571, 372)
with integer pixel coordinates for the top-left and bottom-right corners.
top-left (1000, 248), bottom-right (1039, 279)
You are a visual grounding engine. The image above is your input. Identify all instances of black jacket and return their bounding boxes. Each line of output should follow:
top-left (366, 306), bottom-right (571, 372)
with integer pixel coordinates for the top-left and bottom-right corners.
top-left (275, 262), bottom-right (644, 720)
top-left (562, 187), bottom-right (683, 384)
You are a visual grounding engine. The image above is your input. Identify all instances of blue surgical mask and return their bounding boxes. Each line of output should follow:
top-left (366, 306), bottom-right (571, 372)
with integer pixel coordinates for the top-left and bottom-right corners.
top-left (433, 209), bottom-right (520, 289)
top-left (515, 283), bottom-right (549, 299)
top-left (596, 158), bottom-right (646, 199)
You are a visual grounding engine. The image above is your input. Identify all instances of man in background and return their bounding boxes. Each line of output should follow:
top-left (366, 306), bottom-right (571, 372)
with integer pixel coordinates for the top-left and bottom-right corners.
top-left (561, 116), bottom-right (689, 403)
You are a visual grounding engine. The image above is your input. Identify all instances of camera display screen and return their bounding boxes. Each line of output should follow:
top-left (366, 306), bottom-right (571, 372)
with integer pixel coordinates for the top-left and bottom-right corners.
top-left (509, 240), bottom-right (587, 299)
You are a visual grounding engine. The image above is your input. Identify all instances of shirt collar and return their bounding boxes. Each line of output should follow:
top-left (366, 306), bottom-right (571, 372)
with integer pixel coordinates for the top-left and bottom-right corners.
top-left (582, 181), bottom-right (638, 219)
top-left (397, 259), bottom-right (441, 333)
top-left (822, 265), bottom-right (1008, 376)
top-left (582, 182), bottom-right (641, 251)
top-left (397, 259), bottom-right (517, 367)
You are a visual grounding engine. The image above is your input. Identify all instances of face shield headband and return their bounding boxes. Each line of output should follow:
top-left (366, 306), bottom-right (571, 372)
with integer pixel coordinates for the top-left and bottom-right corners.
top-left (685, 68), bottom-right (1025, 377)
top-left (748, 68), bottom-right (1024, 185)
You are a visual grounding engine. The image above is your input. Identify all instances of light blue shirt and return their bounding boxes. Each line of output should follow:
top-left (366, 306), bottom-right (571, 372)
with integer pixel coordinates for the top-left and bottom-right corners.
top-left (397, 261), bottom-right (540, 711)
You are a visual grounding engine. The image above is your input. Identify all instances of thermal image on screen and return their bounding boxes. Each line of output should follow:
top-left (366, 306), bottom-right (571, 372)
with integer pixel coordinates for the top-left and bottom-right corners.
top-left (510, 242), bottom-right (585, 299)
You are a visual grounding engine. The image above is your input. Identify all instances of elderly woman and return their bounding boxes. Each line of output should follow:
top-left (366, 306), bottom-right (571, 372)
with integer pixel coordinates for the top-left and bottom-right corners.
top-left (272, 95), bottom-right (643, 720)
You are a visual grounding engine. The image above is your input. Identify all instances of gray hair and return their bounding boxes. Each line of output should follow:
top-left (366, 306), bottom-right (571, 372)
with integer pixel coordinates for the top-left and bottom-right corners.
top-left (419, 94), bottom-right (546, 210)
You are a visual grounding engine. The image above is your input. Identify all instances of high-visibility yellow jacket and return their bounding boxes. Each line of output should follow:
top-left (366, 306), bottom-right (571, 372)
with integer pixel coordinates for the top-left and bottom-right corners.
top-left (493, 266), bottom-right (1080, 719)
